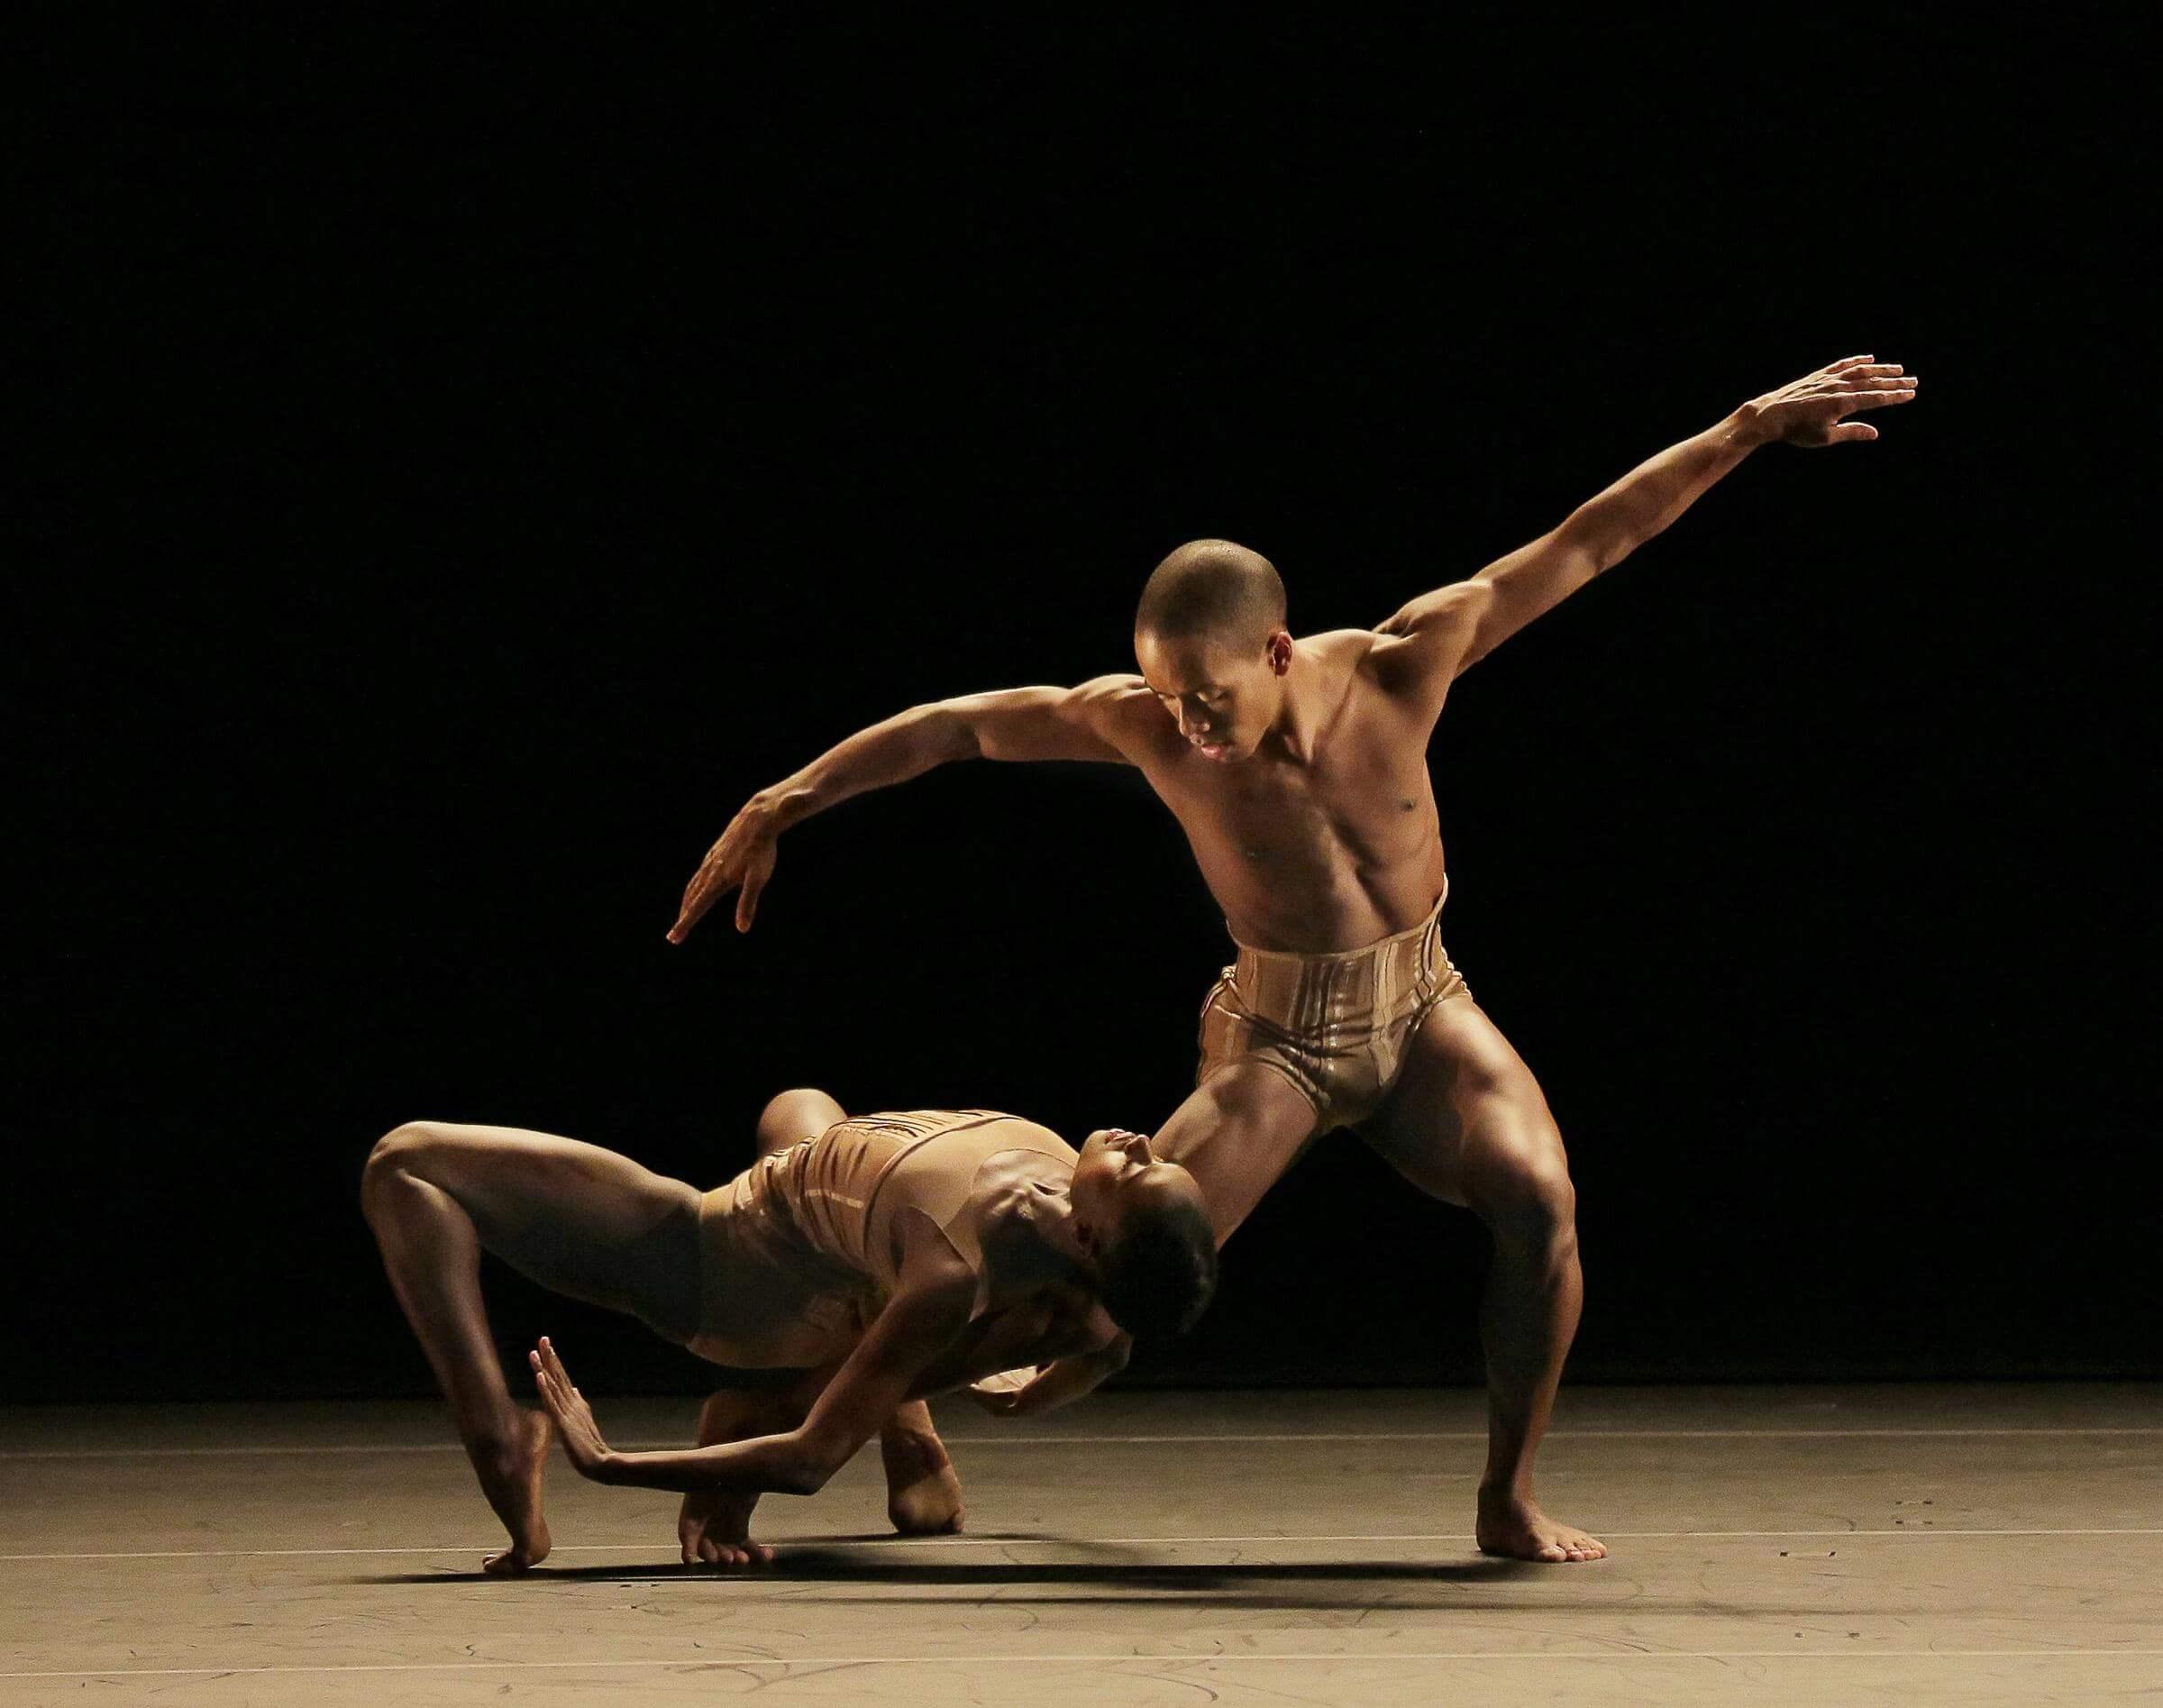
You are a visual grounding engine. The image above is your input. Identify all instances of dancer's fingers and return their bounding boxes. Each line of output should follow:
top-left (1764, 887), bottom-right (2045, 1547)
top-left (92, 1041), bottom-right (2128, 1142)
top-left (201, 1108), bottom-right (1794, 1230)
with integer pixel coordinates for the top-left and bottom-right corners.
top-left (674, 882), bottom-right (712, 937)
top-left (673, 859), bottom-right (732, 938)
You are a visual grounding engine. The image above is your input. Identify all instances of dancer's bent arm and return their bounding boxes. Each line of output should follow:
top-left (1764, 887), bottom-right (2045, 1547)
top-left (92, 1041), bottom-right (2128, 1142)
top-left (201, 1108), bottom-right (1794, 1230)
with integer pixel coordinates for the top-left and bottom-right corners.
top-left (910, 1285), bottom-right (1118, 1398)
top-left (534, 1267), bottom-right (978, 1496)
top-left (1372, 356), bottom-right (1920, 711)
top-left (671, 675), bottom-right (1152, 938)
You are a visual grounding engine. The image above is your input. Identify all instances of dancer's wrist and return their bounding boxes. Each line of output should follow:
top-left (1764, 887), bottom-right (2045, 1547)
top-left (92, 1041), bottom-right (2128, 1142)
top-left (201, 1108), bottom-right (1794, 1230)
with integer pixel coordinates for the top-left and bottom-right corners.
top-left (1724, 399), bottom-right (1775, 450)
top-left (758, 785), bottom-right (814, 832)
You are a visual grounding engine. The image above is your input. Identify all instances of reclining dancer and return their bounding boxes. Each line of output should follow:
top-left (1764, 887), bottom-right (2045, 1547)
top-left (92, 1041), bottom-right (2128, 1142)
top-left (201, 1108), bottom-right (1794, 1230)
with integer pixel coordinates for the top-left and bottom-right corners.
top-left (361, 1091), bottom-right (1213, 1571)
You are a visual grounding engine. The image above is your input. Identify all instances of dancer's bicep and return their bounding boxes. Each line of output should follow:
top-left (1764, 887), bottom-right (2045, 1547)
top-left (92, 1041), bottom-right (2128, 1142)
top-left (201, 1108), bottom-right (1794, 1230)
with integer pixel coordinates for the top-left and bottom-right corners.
top-left (945, 675), bottom-right (1159, 765)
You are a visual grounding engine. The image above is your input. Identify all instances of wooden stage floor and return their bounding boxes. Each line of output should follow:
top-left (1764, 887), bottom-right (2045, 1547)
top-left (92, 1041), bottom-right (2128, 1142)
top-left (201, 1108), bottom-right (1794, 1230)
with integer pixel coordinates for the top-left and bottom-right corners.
top-left (4, 1384), bottom-right (2158, 1704)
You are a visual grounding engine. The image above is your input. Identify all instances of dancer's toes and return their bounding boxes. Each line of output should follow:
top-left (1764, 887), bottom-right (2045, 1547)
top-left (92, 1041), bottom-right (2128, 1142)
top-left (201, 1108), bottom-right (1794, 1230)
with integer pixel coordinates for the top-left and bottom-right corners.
top-left (689, 1534), bottom-right (774, 1570)
top-left (678, 1388), bottom-right (789, 1568)
top-left (680, 1487), bottom-right (771, 1569)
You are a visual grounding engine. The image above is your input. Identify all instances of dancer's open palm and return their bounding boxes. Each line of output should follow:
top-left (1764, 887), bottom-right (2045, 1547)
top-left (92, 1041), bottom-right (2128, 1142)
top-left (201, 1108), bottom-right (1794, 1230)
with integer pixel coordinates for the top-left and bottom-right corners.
top-left (1748, 355), bottom-right (1918, 447)
top-left (669, 794), bottom-right (780, 941)
top-left (530, 1338), bottom-right (610, 1476)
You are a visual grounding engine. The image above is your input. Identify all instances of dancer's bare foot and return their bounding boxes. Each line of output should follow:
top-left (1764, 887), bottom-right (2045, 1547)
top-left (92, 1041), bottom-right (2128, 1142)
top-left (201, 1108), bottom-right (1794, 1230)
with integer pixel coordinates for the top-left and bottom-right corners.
top-left (881, 1402), bottom-right (964, 1536)
top-left (677, 1485), bottom-right (774, 1567)
top-left (475, 1408), bottom-right (552, 1576)
top-left (677, 1389), bottom-right (780, 1566)
top-left (1475, 1487), bottom-right (1606, 1563)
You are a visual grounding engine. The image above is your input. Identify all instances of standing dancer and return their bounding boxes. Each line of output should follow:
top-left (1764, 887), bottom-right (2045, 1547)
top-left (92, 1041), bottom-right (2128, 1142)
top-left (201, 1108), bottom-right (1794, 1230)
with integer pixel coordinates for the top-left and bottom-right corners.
top-left (671, 357), bottom-right (1917, 1561)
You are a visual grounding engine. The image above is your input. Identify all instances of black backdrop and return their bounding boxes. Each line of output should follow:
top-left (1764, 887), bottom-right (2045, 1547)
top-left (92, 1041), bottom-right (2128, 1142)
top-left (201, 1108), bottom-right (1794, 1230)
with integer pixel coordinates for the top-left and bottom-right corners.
top-left (10, 13), bottom-right (2151, 1401)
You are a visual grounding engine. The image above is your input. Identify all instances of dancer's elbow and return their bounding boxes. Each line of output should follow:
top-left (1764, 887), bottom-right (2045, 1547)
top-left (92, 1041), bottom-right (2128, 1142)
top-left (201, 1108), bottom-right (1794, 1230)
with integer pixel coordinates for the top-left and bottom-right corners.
top-left (908, 699), bottom-right (984, 763)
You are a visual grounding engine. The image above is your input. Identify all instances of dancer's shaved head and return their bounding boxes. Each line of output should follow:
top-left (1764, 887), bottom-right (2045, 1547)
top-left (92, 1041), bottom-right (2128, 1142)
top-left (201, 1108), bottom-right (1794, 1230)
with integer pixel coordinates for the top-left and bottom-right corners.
top-left (1135, 539), bottom-right (1287, 649)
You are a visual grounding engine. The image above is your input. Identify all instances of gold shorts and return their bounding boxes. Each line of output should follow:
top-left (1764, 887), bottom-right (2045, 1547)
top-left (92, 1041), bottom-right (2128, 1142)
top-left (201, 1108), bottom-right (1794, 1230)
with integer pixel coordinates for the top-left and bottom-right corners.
top-left (683, 1161), bottom-right (876, 1370)
top-left (1196, 885), bottom-right (1470, 1132)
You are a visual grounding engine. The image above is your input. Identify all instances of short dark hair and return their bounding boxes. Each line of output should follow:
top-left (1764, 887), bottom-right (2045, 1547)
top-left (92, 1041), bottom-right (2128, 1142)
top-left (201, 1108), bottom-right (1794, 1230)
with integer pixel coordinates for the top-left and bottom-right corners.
top-left (1097, 1191), bottom-right (1218, 1339)
top-left (1135, 539), bottom-right (1286, 649)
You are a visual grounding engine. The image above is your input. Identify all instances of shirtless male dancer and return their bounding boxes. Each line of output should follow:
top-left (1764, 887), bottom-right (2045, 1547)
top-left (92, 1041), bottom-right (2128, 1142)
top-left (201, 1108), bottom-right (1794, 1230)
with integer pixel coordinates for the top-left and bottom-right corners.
top-left (668, 357), bottom-right (1919, 1564)
top-left (361, 1090), bottom-right (1213, 1571)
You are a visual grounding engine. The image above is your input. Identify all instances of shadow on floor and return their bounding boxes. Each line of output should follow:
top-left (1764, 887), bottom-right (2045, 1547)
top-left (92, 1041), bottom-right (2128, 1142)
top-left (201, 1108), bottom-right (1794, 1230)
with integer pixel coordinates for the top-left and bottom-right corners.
top-left (355, 1551), bottom-right (1544, 1609)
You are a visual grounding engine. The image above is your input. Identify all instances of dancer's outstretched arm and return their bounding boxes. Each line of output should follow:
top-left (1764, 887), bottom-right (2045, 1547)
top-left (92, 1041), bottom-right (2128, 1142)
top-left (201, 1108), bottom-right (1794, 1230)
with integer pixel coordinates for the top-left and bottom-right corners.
top-left (534, 1267), bottom-right (977, 1496)
top-left (1373, 355), bottom-right (1920, 708)
top-left (670, 674), bottom-right (1158, 938)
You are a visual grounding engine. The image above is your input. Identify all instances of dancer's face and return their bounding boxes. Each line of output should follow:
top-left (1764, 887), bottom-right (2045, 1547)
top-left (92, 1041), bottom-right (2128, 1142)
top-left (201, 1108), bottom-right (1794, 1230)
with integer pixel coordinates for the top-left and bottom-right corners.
top-left (1135, 626), bottom-right (1291, 763)
top-left (1070, 1128), bottom-right (1194, 1252)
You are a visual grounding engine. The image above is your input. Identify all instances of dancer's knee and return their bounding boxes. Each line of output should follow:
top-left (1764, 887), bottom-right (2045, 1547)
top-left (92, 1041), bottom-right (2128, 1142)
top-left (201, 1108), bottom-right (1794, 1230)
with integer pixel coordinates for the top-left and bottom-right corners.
top-left (755, 1089), bottom-right (845, 1158)
top-left (1470, 1125), bottom-right (1577, 1252)
top-left (360, 1120), bottom-right (449, 1225)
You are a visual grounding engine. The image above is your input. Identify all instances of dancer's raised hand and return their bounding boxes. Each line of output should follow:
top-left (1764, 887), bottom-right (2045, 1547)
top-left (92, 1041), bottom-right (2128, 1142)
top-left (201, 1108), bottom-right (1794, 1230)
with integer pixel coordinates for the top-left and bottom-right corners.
top-left (1745, 355), bottom-right (1918, 447)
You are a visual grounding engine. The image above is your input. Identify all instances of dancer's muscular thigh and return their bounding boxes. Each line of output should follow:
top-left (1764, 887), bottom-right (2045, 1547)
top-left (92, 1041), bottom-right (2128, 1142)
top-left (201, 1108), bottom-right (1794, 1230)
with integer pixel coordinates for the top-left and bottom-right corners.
top-left (1356, 998), bottom-right (1565, 1208)
top-left (387, 1121), bottom-right (704, 1340)
top-left (1154, 1064), bottom-right (1324, 1246)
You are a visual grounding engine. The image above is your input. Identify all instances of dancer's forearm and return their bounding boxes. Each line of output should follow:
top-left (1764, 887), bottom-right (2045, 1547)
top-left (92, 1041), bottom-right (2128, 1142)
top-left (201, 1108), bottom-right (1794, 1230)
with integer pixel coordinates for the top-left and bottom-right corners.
top-left (761, 703), bottom-right (975, 831)
top-left (1550, 406), bottom-right (1768, 578)
top-left (594, 1428), bottom-right (833, 1496)
top-left (1384, 409), bottom-right (1769, 681)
